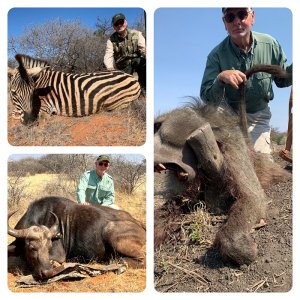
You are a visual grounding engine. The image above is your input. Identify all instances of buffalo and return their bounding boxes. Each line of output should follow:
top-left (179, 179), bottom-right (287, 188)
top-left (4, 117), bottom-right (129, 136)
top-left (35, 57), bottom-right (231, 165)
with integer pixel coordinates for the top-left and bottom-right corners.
top-left (154, 66), bottom-right (290, 266)
top-left (8, 196), bottom-right (146, 279)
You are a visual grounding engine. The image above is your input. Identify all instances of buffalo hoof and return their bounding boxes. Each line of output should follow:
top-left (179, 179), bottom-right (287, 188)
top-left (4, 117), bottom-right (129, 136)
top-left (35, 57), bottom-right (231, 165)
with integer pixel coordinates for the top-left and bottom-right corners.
top-left (215, 231), bottom-right (258, 266)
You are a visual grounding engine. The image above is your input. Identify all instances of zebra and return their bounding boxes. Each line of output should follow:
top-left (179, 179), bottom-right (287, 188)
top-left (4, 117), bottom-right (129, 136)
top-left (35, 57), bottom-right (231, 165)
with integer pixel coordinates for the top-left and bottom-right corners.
top-left (8, 54), bottom-right (141, 125)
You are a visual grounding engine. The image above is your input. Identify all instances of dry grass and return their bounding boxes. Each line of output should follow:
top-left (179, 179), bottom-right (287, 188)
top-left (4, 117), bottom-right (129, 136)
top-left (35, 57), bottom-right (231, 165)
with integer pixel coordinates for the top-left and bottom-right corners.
top-left (8, 269), bottom-right (146, 293)
top-left (7, 96), bottom-right (146, 146)
top-left (116, 177), bottom-right (146, 224)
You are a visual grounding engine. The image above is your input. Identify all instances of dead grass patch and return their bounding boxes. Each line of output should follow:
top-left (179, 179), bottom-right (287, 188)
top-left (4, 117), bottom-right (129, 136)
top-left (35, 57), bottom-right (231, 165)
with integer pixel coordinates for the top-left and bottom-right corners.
top-left (7, 96), bottom-right (146, 146)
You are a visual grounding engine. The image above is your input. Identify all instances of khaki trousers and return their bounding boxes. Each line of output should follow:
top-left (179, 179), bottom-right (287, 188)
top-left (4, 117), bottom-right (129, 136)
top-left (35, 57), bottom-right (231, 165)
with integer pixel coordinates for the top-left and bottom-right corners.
top-left (247, 106), bottom-right (272, 154)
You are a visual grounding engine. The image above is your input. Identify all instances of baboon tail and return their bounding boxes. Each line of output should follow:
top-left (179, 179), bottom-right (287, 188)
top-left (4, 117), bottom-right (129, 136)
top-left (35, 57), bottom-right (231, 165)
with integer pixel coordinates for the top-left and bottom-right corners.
top-left (245, 64), bottom-right (291, 79)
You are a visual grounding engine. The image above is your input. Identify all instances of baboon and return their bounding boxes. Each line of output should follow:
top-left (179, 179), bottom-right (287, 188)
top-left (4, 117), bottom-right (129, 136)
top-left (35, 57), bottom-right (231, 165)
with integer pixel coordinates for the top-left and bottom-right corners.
top-left (154, 64), bottom-right (291, 265)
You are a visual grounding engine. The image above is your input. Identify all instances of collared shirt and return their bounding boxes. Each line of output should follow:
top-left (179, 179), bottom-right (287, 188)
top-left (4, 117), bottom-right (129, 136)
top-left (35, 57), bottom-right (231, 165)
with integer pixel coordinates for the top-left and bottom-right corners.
top-left (76, 169), bottom-right (115, 206)
top-left (104, 29), bottom-right (146, 69)
top-left (200, 31), bottom-right (292, 113)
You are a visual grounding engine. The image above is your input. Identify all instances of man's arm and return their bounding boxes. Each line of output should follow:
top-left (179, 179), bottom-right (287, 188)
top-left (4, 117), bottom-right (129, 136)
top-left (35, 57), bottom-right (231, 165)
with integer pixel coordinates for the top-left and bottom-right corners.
top-left (200, 56), bottom-right (247, 105)
top-left (137, 32), bottom-right (146, 57)
top-left (101, 180), bottom-right (115, 206)
top-left (273, 40), bottom-right (292, 88)
top-left (200, 57), bottom-right (226, 105)
top-left (104, 39), bottom-right (115, 70)
top-left (76, 173), bottom-right (88, 204)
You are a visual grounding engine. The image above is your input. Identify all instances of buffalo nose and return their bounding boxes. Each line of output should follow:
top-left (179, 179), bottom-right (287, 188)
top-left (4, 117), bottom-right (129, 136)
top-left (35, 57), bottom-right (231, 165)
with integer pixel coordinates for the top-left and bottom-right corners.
top-left (41, 268), bottom-right (55, 279)
top-left (34, 267), bottom-right (54, 280)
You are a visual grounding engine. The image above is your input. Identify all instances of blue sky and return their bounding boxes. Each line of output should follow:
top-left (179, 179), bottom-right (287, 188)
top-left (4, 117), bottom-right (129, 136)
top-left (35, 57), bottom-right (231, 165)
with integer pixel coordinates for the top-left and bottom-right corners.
top-left (8, 7), bottom-right (145, 43)
top-left (155, 8), bottom-right (292, 132)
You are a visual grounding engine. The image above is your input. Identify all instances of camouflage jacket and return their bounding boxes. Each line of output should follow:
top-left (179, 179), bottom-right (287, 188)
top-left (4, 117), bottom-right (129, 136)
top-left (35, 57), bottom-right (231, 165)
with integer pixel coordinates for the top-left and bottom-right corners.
top-left (104, 29), bottom-right (146, 69)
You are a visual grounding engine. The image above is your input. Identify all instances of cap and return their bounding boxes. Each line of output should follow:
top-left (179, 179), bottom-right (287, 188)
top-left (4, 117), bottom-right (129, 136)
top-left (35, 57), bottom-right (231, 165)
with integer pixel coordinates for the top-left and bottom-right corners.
top-left (96, 155), bottom-right (110, 163)
top-left (112, 13), bottom-right (126, 25)
top-left (222, 7), bottom-right (252, 14)
top-left (222, 8), bottom-right (229, 13)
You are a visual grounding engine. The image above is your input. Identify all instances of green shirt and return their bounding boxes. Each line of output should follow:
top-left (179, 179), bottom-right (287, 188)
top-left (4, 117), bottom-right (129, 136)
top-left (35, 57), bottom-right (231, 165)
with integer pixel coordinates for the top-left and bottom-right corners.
top-left (76, 170), bottom-right (115, 206)
top-left (200, 31), bottom-right (292, 113)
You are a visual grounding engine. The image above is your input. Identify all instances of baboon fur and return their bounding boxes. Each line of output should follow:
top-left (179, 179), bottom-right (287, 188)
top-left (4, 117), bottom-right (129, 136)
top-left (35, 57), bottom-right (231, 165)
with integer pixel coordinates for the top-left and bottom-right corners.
top-left (154, 101), bottom-right (290, 266)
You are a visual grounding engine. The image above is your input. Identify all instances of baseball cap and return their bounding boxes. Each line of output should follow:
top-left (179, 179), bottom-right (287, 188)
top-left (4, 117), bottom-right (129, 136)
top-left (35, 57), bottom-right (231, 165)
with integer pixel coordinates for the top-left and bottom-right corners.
top-left (222, 8), bottom-right (252, 14)
top-left (96, 155), bottom-right (110, 162)
top-left (112, 13), bottom-right (126, 25)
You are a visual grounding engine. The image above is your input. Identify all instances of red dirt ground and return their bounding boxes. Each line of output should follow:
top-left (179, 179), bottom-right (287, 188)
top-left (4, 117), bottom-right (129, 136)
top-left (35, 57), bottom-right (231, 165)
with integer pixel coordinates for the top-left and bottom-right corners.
top-left (8, 108), bottom-right (145, 146)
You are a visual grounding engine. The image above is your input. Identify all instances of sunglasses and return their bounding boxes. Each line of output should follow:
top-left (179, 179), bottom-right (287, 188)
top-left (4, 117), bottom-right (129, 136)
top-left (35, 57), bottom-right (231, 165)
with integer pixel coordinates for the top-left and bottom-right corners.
top-left (114, 19), bottom-right (124, 27)
top-left (98, 162), bottom-right (109, 167)
top-left (224, 10), bottom-right (249, 23)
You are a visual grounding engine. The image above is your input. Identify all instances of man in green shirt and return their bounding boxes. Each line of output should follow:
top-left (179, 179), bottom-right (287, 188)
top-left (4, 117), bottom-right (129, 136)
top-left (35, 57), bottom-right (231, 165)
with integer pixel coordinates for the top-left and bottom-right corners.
top-left (77, 155), bottom-right (118, 209)
top-left (200, 7), bottom-right (292, 157)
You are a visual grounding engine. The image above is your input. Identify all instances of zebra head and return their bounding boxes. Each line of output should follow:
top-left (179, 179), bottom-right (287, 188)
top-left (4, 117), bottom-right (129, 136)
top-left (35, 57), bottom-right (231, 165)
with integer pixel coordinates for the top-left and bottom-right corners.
top-left (8, 54), bottom-right (49, 126)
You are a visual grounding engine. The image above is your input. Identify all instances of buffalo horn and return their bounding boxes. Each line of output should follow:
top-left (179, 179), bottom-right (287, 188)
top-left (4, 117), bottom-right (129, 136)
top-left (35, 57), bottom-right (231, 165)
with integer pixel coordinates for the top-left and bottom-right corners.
top-left (7, 210), bottom-right (30, 238)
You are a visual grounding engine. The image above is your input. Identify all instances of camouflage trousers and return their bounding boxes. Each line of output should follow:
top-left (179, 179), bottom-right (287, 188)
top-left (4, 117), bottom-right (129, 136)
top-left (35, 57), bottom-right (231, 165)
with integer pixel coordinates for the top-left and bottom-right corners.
top-left (118, 57), bottom-right (146, 89)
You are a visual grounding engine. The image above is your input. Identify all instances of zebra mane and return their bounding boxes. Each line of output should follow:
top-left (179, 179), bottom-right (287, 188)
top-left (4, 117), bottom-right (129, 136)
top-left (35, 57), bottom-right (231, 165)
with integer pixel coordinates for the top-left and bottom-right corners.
top-left (15, 54), bottom-right (50, 69)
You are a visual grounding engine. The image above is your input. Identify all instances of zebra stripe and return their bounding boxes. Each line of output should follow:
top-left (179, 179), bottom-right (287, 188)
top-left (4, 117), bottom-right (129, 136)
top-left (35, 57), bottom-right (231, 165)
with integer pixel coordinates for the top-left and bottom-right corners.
top-left (15, 54), bottom-right (49, 68)
top-left (9, 54), bottom-right (141, 124)
top-left (36, 70), bottom-right (141, 116)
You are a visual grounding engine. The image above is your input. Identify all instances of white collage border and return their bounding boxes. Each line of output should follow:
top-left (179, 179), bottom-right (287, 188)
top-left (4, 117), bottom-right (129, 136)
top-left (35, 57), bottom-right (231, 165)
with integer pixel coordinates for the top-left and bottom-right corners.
top-left (1, 1), bottom-right (299, 299)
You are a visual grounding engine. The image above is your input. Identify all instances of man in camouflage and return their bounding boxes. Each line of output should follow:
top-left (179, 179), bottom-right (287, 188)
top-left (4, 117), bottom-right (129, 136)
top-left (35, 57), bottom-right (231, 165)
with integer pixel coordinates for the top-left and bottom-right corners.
top-left (104, 13), bottom-right (146, 91)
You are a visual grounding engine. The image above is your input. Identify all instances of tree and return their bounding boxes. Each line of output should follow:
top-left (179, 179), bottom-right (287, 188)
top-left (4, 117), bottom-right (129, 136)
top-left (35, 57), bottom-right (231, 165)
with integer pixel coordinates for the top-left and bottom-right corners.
top-left (8, 14), bottom-right (146, 73)
top-left (109, 155), bottom-right (146, 194)
top-left (8, 154), bottom-right (145, 199)
top-left (8, 170), bottom-right (31, 207)
top-left (8, 157), bottom-right (47, 176)
top-left (94, 17), bottom-right (113, 37)
top-left (271, 127), bottom-right (286, 145)
top-left (8, 19), bottom-right (107, 73)
top-left (133, 11), bottom-right (146, 36)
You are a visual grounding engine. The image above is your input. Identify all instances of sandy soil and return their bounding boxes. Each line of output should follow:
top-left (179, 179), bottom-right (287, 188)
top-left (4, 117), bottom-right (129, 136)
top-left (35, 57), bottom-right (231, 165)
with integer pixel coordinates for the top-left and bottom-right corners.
top-left (154, 147), bottom-right (292, 292)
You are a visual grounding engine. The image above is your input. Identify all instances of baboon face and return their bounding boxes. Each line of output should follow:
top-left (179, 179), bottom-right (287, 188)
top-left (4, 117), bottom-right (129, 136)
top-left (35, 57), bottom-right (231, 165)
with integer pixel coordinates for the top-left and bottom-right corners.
top-left (154, 107), bottom-right (202, 182)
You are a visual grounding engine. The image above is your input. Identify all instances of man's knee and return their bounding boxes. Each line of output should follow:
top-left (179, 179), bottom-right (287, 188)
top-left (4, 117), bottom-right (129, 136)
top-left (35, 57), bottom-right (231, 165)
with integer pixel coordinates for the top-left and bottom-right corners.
top-left (132, 57), bottom-right (146, 70)
top-left (120, 65), bottom-right (133, 75)
top-left (252, 131), bottom-right (272, 155)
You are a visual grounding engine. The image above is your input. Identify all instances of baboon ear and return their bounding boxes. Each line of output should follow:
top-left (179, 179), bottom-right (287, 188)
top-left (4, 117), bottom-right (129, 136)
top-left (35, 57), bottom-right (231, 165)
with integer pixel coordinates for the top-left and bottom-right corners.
top-left (187, 122), bottom-right (224, 176)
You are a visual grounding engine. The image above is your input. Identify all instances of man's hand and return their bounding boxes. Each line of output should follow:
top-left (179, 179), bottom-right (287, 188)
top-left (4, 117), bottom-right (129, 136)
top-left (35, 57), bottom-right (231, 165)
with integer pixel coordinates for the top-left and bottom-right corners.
top-left (217, 70), bottom-right (247, 89)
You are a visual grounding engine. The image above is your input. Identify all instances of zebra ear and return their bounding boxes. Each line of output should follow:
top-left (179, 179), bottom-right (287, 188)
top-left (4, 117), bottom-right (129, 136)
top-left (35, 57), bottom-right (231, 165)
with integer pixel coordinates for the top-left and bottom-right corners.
top-left (27, 66), bottom-right (49, 79)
